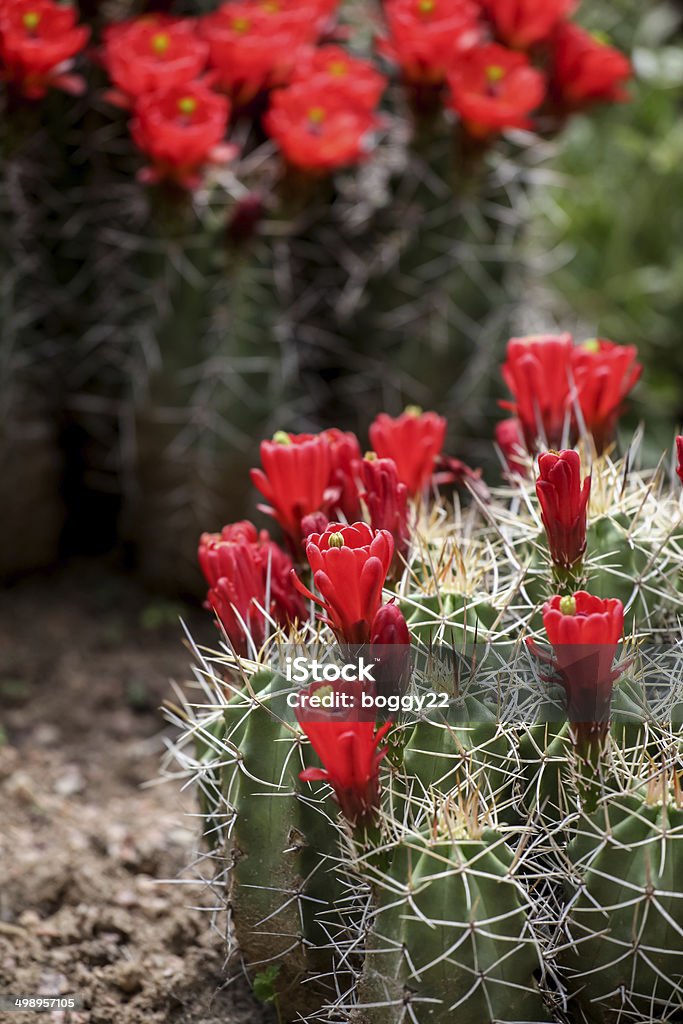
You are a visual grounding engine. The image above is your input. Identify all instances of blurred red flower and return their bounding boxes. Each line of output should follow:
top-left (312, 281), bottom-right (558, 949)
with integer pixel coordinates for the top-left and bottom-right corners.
top-left (0, 0), bottom-right (89, 99)
top-left (250, 431), bottom-right (333, 548)
top-left (102, 15), bottom-right (207, 106)
top-left (550, 23), bottom-right (631, 110)
top-left (495, 417), bottom-right (528, 478)
top-left (131, 81), bottom-right (233, 188)
top-left (536, 450), bottom-right (590, 570)
top-left (264, 81), bottom-right (381, 171)
top-left (676, 437), bottom-right (683, 485)
top-left (200, 0), bottom-right (323, 103)
top-left (482, 0), bottom-right (576, 51)
top-left (571, 338), bottom-right (641, 452)
top-left (378, 0), bottom-right (481, 85)
top-left (294, 521), bottom-right (394, 643)
top-left (501, 334), bottom-right (573, 451)
top-left (369, 408), bottom-right (446, 496)
top-left (447, 43), bottom-right (545, 136)
top-left (292, 44), bottom-right (386, 109)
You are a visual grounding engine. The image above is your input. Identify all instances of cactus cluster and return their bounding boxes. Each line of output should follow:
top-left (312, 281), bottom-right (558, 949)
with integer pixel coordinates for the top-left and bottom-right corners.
top-left (167, 333), bottom-right (683, 1023)
top-left (0, 0), bottom-right (635, 587)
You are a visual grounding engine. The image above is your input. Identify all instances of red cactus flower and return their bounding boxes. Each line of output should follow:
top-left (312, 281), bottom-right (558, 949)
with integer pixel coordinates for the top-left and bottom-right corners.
top-left (370, 602), bottom-right (412, 698)
top-left (251, 431), bottom-right (333, 549)
top-left (571, 338), bottom-right (641, 452)
top-left (495, 417), bottom-right (529, 478)
top-left (264, 81), bottom-right (381, 172)
top-left (550, 23), bottom-right (631, 111)
top-left (294, 522), bottom-right (394, 643)
top-left (0, 0), bottom-right (89, 99)
top-left (378, 0), bottom-right (482, 85)
top-left (130, 82), bottom-right (234, 188)
top-left (292, 44), bottom-right (386, 109)
top-left (369, 407), bottom-right (446, 497)
top-left (199, 521), bottom-right (306, 651)
top-left (536, 450), bottom-right (590, 570)
top-left (199, 0), bottom-right (320, 104)
top-left (297, 686), bottom-right (391, 827)
top-left (432, 454), bottom-right (490, 502)
top-left (198, 520), bottom-right (260, 586)
top-left (482, 0), bottom-right (576, 51)
top-left (501, 333), bottom-right (573, 451)
top-left (102, 15), bottom-right (208, 107)
top-left (322, 428), bottom-right (363, 523)
top-left (447, 43), bottom-right (546, 136)
top-left (542, 592), bottom-right (624, 744)
top-left (676, 437), bottom-right (683, 485)
top-left (205, 539), bottom-right (268, 655)
top-left (359, 455), bottom-right (410, 568)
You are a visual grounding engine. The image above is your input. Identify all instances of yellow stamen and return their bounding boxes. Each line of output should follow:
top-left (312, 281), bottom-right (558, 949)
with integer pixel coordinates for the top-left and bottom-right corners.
top-left (329, 60), bottom-right (347, 77)
top-left (22, 11), bottom-right (41, 30)
top-left (272, 430), bottom-right (292, 445)
top-left (232, 16), bottom-right (251, 33)
top-left (151, 32), bottom-right (171, 55)
top-left (328, 532), bottom-right (345, 549)
top-left (418, 0), bottom-right (435, 13)
top-left (486, 65), bottom-right (505, 84)
top-left (581, 338), bottom-right (601, 353)
top-left (364, 451), bottom-right (378, 461)
top-left (308, 106), bottom-right (326, 124)
top-left (405, 405), bottom-right (423, 417)
top-left (559, 595), bottom-right (577, 616)
top-left (177, 96), bottom-right (197, 115)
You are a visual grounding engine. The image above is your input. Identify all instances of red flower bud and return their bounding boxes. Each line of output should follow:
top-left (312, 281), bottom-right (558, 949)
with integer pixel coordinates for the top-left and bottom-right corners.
top-left (369, 408), bottom-right (446, 497)
top-left (536, 450), bottom-right (590, 570)
top-left (501, 333), bottom-right (573, 450)
top-left (0, 0), bottom-right (89, 99)
top-left (130, 82), bottom-right (233, 189)
top-left (322, 428), bottom-right (363, 523)
top-left (370, 602), bottom-right (412, 699)
top-left (377, 0), bottom-right (482, 86)
top-left (359, 456), bottom-right (410, 567)
top-left (550, 23), bottom-right (631, 111)
top-left (495, 417), bottom-right (528, 478)
top-left (293, 522), bottom-right (394, 643)
top-left (102, 16), bottom-right (207, 105)
top-left (297, 685), bottom-right (391, 828)
top-left (542, 591), bottom-right (624, 744)
top-left (301, 511), bottom-right (330, 538)
top-left (447, 43), bottom-right (546, 136)
top-left (571, 338), bottom-right (641, 452)
top-left (250, 431), bottom-right (333, 549)
top-left (676, 436), bottom-right (683, 485)
top-left (482, 0), bottom-right (576, 51)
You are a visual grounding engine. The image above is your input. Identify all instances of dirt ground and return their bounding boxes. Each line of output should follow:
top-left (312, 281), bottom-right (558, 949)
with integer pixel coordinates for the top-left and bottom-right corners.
top-left (0, 561), bottom-right (270, 1024)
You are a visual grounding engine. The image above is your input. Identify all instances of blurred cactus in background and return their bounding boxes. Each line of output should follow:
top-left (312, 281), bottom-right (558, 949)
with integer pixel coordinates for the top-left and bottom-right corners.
top-left (0, 0), bottom-right (646, 594)
top-left (521, 0), bottom-right (683, 457)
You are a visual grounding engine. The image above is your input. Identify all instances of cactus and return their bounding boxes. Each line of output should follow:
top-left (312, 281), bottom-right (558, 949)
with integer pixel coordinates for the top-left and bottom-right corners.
top-left (167, 374), bottom-right (683, 1019)
top-left (0, 98), bottom-right (70, 579)
top-left (351, 810), bottom-right (551, 1024)
top-left (556, 774), bottom-right (683, 1023)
